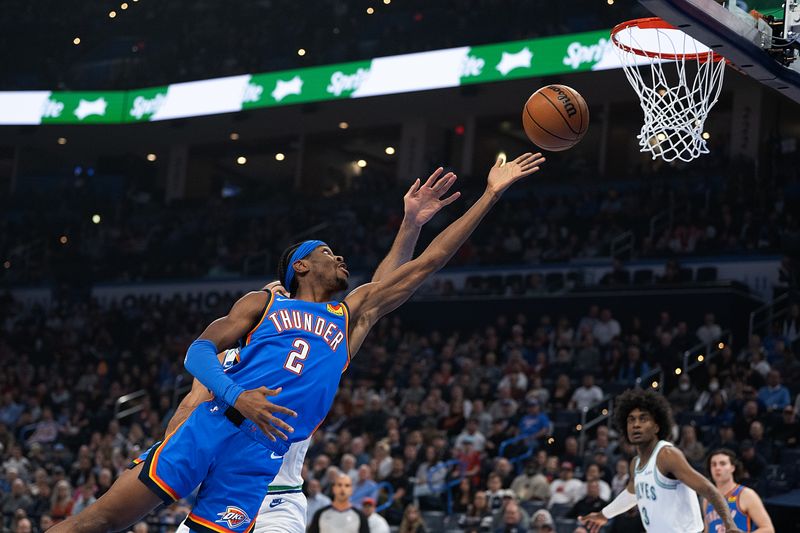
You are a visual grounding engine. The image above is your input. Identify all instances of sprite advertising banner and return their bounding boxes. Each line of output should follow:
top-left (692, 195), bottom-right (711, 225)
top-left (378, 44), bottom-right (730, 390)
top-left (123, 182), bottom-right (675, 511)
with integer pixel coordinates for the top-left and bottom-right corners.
top-left (0, 29), bottom-right (622, 126)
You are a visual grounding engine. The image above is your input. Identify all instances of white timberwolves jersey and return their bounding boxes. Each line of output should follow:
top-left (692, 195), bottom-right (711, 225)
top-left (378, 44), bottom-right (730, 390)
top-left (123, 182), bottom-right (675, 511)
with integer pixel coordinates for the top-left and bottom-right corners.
top-left (269, 436), bottom-right (310, 489)
top-left (633, 440), bottom-right (704, 533)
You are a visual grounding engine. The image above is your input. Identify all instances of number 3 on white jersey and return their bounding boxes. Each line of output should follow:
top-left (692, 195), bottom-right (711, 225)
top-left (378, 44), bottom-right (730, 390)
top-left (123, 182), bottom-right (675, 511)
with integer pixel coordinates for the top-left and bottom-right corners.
top-left (284, 339), bottom-right (310, 375)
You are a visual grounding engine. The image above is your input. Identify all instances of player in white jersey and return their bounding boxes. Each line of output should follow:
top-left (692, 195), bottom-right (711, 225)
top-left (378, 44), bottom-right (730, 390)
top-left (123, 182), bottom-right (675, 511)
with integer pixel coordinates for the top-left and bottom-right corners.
top-left (580, 389), bottom-right (743, 533)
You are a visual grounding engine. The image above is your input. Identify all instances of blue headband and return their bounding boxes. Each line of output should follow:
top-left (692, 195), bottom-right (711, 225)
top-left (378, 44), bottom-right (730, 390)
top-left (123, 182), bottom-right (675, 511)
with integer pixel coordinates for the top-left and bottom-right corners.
top-left (284, 240), bottom-right (327, 289)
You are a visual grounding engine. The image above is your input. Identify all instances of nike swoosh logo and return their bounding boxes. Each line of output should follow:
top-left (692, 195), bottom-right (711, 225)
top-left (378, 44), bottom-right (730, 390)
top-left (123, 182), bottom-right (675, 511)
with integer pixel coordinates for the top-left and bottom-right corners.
top-left (269, 499), bottom-right (283, 508)
top-left (270, 452), bottom-right (283, 459)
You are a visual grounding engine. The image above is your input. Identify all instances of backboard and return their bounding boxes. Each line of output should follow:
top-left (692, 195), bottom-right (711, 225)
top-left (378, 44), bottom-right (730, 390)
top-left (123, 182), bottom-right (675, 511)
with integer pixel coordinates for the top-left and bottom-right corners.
top-left (639, 0), bottom-right (800, 103)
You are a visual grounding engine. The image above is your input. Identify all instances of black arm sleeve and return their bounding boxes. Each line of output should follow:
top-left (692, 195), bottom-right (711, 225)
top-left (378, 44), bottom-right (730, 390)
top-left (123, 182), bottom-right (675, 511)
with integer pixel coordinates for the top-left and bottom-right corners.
top-left (308, 506), bottom-right (327, 533)
top-left (357, 509), bottom-right (370, 533)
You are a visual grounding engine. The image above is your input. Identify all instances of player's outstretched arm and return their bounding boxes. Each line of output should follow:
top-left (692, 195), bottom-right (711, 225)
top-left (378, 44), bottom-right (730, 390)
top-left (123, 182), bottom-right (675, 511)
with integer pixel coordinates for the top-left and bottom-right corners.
top-left (658, 446), bottom-right (743, 533)
top-left (581, 458), bottom-right (637, 533)
top-left (186, 290), bottom-right (298, 440)
top-left (345, 153), bottom-right (545, 352)
top-left (371, 167), bottom-right (460, 282)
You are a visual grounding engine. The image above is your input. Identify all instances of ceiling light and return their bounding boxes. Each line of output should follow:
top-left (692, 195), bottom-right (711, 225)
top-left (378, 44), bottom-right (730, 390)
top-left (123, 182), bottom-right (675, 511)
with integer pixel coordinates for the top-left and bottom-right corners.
top-left (297, 48), bottom-right (306, 56)
top-left (92, 214), bottom-right (101, 224)
top-left (338, 121), bottom-right (349, 129)
top-left (146, 153), bottom-right (157, 161)
top-left (57, 137), bottom-right (67, 145)
top-left (702, 131), bottom-right (710, 140)
top-left (59, 236), bottom-right (68, 245)
top-left (237, 156), bottom-right (247, 165)
top-left (121, 2), bottom-right (129, 9)
top-left (109, 10), bottom-right (117, 18)
top-left (367, 7), bottom-right (375, 14)
top-left (73, 37), bottom-right (81, 45)
top-left (229, 132), bottom-right (239, 141)
top-left (357, 159), bottom-right (367, 168)
top-left (385, 146), bottom-right (395, 155)
top-left (275, 153), bottom-right (285, 161)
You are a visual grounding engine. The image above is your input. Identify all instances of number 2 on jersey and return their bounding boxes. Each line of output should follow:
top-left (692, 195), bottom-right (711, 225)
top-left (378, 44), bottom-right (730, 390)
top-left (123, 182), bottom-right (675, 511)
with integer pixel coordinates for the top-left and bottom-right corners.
top-left (284, 339), bottom-right (310, 375)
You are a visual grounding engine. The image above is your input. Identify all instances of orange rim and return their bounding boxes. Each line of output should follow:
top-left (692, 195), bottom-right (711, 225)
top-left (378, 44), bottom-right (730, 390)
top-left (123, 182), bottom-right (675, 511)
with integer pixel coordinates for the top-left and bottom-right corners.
top-left (611, 17), bottom-right (725, 63)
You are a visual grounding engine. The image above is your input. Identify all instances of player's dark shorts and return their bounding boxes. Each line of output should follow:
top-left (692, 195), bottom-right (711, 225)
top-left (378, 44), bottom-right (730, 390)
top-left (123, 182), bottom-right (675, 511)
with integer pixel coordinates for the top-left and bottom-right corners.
top-left (133, 400), bottom-right (283, 533)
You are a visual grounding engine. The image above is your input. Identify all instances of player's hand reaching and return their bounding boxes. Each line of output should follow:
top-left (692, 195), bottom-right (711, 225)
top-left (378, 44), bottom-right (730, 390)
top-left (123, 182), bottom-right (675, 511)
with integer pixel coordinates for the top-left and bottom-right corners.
top-left (264, 280), bottom-right (289, 297)
top-left (234, 386), bottom-right (298, 441)
top-left (579, 512), bottom-right (608, 533)
top-left (486, 152), bottom-right (545, 196)
top-left (404, 167), bottom-right (461, 227)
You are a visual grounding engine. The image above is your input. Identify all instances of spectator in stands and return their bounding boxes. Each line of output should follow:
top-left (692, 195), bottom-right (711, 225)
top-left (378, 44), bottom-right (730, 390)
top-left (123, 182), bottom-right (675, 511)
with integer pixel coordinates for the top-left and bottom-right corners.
top-left (569, 374), bottom-right (604, 411)
top-left (306, 479), bottom-right (331, 523)
top-left (574, 334), bottom-right (601, 374)
top-left (677, 425), bottom-right (705, 467)
top-left (668, 375), bottom-right (699, 412)
top-left (610, 459), bottom-right (630, 498)
top-left (15, 517), bottom-right (32, 533)
top-left (548, 462), bottom-right (584, 509)
top-left (486, 473), bottom-right (509, 511)
top-left (518, 399), bottom-right (551, 442)
top-left (739, 441), bottom-right (767, 481)
top-left (583, 464), bottom-right (611, 501)
top-left (456, 418), bottom-right (487, 452)
top-left (2, 478), bottom-right (32, 520)
top-left (71, 483), bottom-right (96, 515)
top-left (567, 479), bottom-right (608, 519)
top-left (362, 497), bottom-right (390, 533)
top-left (600, 259), bottom-right (630, 286)
top-left (398, 504), bottom-right (426, 533)
top-left (758, 370), bottom-right (791, 411)
top-left (750, 349), bottom-right (771, 379)
top-left (550, 374), bottom-right (573, 411)
top-left (773, 404), bottom-right (799, 448)
top-left (459, 490), bottom-right (493, 531)
top-left (530, 509), bottom-right (556, 532)
top-left (510, 459), bottom-right (550, 502)
top-left (696, 312), bottom-right (722, 345)
top-left (749, 420), bottom-right (773, 462)
top-left (495, 499), bottom-right (526, 533)
top-left (592, 309), bottom-right (621, 347)
top-left (616, 346), bottom-right (650, 386)
top-left (351, 465), bottom-right (379, 509)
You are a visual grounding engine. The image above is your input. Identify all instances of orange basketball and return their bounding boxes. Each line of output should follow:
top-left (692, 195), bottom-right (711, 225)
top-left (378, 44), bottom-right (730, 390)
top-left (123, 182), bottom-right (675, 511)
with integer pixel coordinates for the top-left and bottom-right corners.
top-left (522, 84), bottom-right (589, 151)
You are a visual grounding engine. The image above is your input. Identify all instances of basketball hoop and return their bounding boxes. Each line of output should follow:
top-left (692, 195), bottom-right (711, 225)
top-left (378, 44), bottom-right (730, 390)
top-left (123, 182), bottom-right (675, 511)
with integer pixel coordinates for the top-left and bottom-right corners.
top-left (611, 17), bottom-right (726, 163)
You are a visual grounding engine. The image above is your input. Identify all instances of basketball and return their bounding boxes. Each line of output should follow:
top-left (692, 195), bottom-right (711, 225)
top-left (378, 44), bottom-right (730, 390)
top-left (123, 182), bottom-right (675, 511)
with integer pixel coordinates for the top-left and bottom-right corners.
top-left (522, 84), bottom-right (589, 151)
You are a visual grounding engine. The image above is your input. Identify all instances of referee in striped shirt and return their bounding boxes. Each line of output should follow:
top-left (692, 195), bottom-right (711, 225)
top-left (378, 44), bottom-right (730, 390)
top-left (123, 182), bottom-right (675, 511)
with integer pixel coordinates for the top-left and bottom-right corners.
top-left (308, 473), bottom-right (369, 533)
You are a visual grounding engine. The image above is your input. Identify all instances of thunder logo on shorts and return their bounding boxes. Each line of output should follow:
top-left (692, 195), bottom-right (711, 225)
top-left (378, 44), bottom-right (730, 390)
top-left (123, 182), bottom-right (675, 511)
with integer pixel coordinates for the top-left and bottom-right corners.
top-left (216, 506), bottom-right (251, 529)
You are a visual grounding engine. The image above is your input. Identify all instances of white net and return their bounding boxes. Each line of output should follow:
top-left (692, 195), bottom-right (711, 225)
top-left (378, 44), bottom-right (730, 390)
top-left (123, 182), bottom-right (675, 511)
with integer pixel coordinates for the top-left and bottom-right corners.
top-left (612, 21), bottom-right (726, 163)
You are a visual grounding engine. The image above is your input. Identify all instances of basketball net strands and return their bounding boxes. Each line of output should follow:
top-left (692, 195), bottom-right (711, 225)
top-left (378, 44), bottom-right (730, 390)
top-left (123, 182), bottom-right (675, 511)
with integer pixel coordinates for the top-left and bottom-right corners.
top-left (611, 18), bottom-right (726, 163)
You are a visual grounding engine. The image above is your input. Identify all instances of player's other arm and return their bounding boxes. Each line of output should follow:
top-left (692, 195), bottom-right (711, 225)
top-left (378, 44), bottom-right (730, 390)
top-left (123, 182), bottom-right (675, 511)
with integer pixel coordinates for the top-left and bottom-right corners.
top-left (739, 487), bottom-right (775, 533)
top-left (371, 167), bottom-right (460, 282)
top-left (185, 291), bottom-right (297, 440)
top-left (658, 446), bottom-right (743, 533)
top-left (345, 153), bottom-right (544, 347)
top-left (580, 458), bottom-right (637, 533)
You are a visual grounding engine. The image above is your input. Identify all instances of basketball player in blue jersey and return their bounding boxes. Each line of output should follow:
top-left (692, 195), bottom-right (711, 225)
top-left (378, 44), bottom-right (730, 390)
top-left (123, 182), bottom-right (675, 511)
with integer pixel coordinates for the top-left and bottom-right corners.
top-left (131, 172), bottom-right (462, 533)
top-left (50, 153), bottom-right (543, 533)
top-left (704, 449), bottom-right (774, 533)
top-left (580, 389), bottom-right (743, 533)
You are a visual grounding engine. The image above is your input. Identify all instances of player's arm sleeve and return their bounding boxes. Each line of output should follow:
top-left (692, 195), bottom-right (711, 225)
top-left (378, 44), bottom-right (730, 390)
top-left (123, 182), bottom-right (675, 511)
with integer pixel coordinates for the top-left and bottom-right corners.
top-left (185, 291), bottom-right (268, 407)
top-left (601, 488), bottom-right (636, 518)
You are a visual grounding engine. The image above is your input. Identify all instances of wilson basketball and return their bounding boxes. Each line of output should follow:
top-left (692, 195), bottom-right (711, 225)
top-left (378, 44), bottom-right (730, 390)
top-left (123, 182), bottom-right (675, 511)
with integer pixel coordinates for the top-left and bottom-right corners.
top-left (522, 85), bottom-right (589, 151)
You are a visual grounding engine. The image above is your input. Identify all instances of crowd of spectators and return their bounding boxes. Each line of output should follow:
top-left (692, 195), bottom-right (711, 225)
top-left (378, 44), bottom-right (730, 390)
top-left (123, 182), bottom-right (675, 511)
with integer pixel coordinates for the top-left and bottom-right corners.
top-left (0, 1), bottom-right (648, 91)
top-left (2, 171), bottom-right (794, 287)
top-left (0, 287), bottom-right (798, 532)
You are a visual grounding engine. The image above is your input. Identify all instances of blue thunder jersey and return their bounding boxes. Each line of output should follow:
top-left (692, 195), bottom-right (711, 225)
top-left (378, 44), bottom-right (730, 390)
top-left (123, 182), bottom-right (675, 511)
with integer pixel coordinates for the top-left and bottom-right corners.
top-left (705, 484), bottom-right (755, 532)
top-left (226, 292), bottom-right (350, 447)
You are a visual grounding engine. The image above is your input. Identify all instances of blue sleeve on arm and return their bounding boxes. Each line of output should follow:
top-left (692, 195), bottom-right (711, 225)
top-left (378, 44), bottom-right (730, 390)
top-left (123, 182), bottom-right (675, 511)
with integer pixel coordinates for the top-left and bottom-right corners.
top-left (185, 339), bottom-right (245, 408)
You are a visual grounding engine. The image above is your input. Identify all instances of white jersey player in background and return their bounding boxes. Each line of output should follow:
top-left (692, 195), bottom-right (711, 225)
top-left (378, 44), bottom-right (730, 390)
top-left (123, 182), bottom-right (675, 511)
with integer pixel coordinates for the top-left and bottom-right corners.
top-left (580, 389), bottom-right (743, 533)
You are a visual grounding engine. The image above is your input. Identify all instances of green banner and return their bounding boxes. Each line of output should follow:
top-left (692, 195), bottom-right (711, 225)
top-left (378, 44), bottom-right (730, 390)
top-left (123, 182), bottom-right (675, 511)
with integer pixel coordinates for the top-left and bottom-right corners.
top-left (1, 29), bottom-right (617, 126)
